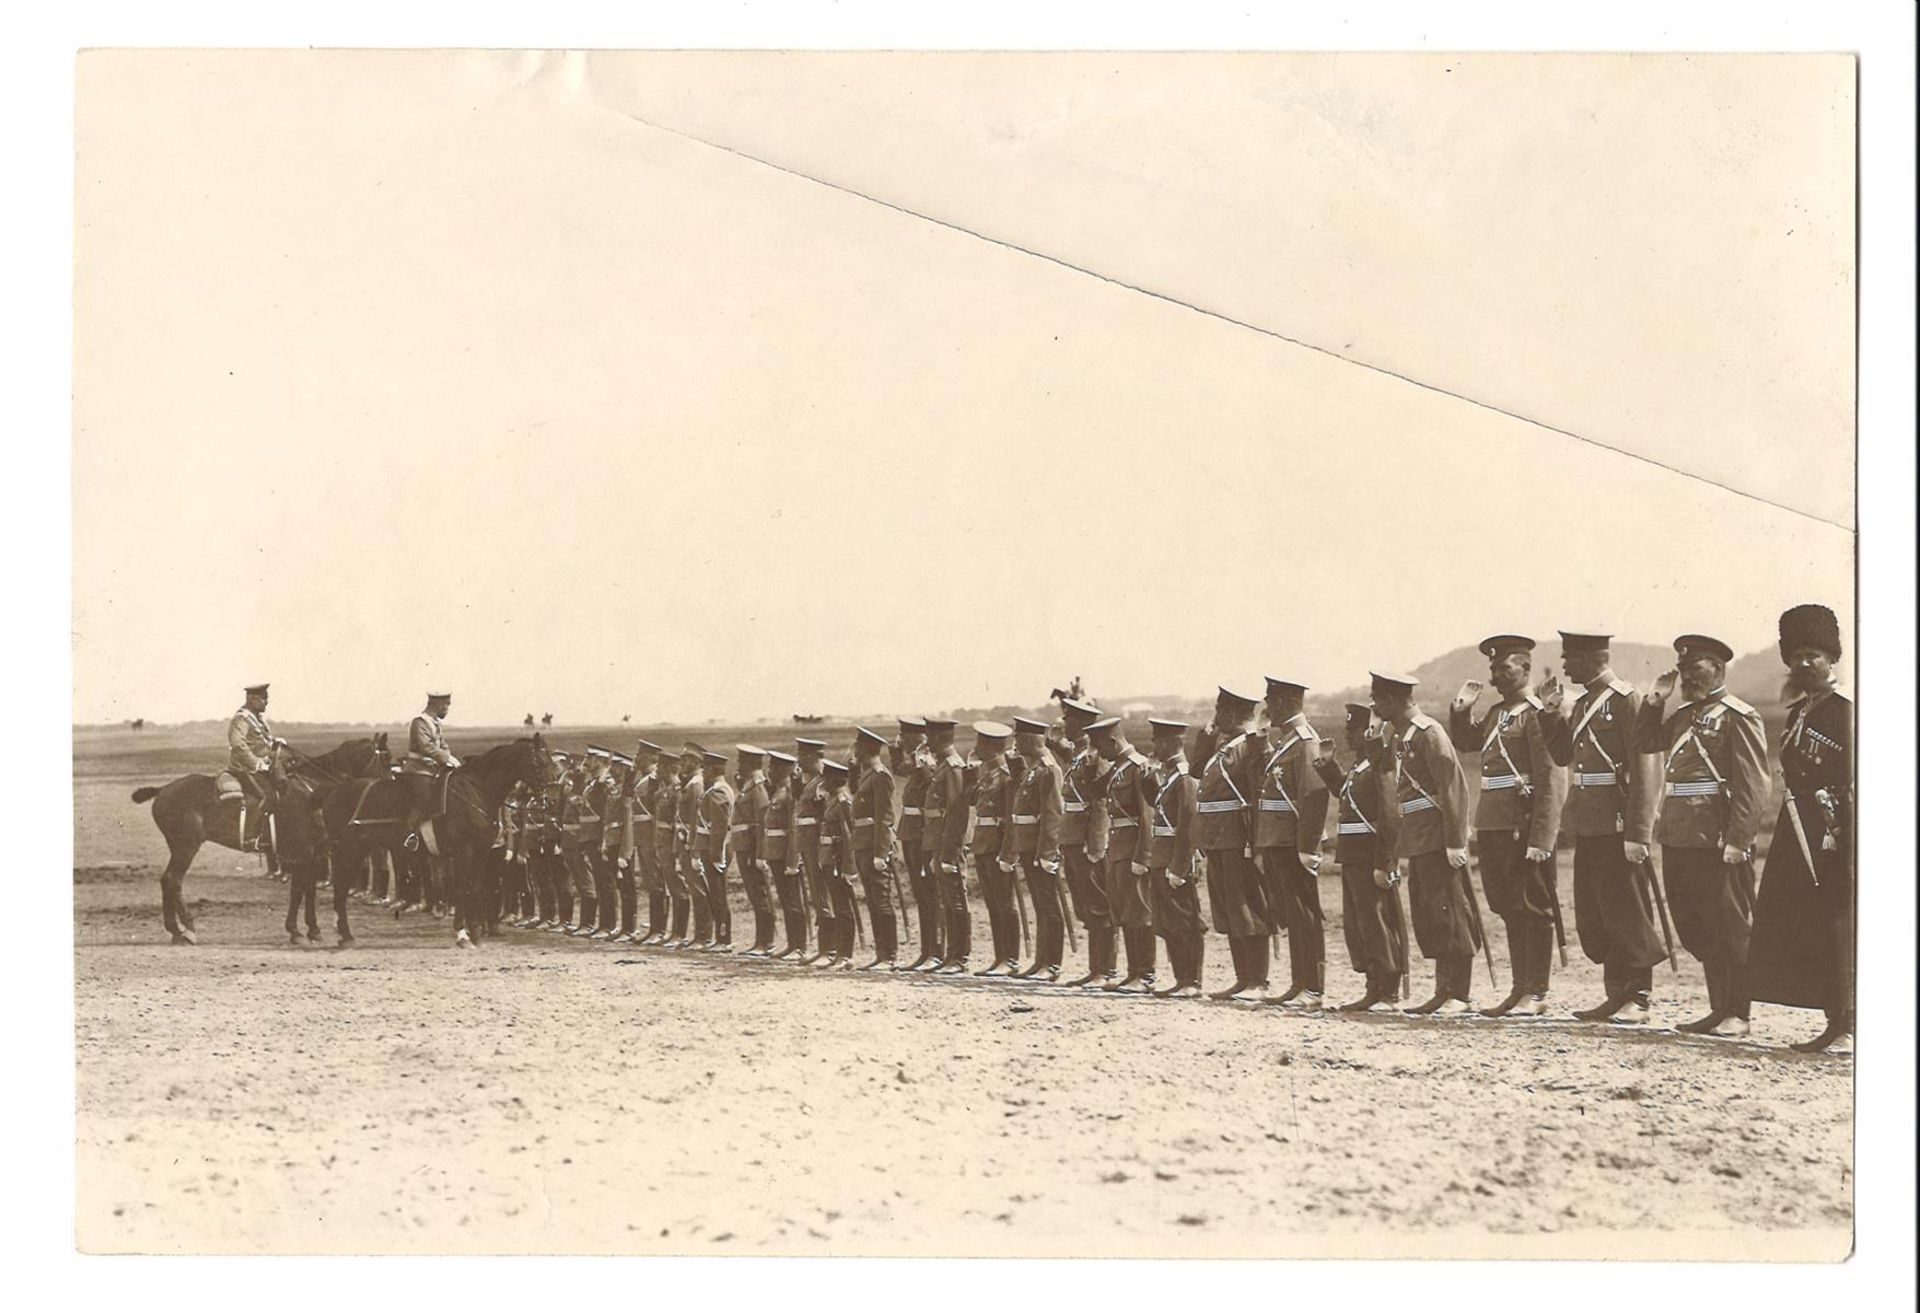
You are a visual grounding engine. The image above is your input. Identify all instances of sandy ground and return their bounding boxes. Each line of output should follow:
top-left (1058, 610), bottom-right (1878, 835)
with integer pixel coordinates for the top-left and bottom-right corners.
top-left (75, 729), bottom-right (1852, 1258)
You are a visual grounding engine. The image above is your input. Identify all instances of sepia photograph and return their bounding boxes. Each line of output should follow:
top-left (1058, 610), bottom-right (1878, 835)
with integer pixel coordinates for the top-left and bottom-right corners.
top-left (44, 5), bottom-right (1914, 1283)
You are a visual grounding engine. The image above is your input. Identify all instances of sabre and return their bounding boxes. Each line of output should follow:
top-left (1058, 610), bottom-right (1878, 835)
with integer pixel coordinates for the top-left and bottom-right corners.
top-left (1542, 856), bottom-right (1570, 968)
top-left (1636, 856), bottom-right (1680, 977)
top-left (1782, 793), bottom-right (1822, 888)
top-left (1461, 858), bottom-right (1498, 989)
top-left (1392, 869), bottom-right (1414, 1002)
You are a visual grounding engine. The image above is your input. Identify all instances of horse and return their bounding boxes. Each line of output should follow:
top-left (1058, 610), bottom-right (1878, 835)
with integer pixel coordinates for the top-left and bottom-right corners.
top-left (320, 735), bottom-right (555, 947)
top-left (129, 735), bottom-right (391, 944)
top-left (281, 739), bottom-right (396, 945)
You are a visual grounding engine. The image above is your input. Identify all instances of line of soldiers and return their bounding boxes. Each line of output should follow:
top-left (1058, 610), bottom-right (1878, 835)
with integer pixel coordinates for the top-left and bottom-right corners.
top-left (473, 605), bottom-right (1854, 1055)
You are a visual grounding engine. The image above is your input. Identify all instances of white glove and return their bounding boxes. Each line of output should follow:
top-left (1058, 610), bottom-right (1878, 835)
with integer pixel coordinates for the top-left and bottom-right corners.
top-left (871, 856), bottom-right (886, 873)
top-left (1446, 847), bottom-right (1469, 869)
top-left (1721, 844), bottom-right (1747, 865)
top-left (1623, 841), bottom-right (1650, 865)
top-left (447, 755), bottom-right (463, 769)
top-left (1039, 858), bottom-right (1061, 875)
top-left (1302, 853), bottom-right (1323, 874)
top-left (1130, 861), bottom-right (1148, 876)
top-left (1524, 846), bottom-right (1551, 863)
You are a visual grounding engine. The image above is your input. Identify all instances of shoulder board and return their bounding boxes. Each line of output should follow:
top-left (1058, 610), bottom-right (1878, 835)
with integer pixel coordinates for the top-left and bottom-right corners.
top-left (1785, 694), bottom-right (1809, 712)
top-left (1408, 711), bottom-right (1439, 732)
top-left (1523, 693), bottom-right (1544, 711)
top-left (1607, 677), bottom-right (1635, 695)
top-left (1719, 694), bottom-right (1756, 716)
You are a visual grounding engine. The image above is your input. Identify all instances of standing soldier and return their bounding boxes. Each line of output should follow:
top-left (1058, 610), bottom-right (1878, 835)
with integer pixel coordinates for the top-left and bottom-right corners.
top-left (1634, 636), bottom-right (1771, 1037)
top-left (1449, 636), bottom-right (1570, 1018)
top-left (1145, 717), bottom-right (1204, 998)
top-left (1252, 678), bottom-right (1334, 1008)
top-left (817, 759), bottom-right (859, 969)
top-left (675, 744), bottom-right (711, 949)
top-left (1373, 672), bottom-right (1478, 1015)
top-left (1089, 716), bottom-right (1157, 993)
top-left (923, 717), bottom-right (972, 974)
top-left (601, 752), bottom-right (636, 940)
top-left (1009, 716), bottom-right (1067, 982)
top-left (1190, 685), bottom-right (1270, 1001)
top-left (1314, 703), bottom-right (1408, 1010)
top-left (650, 749), bottom-right (688, 947)
top-left (225, 682), bottom-right (286, 865)
top-left (969, 721), bottom-right (1023, 977)
top-left (851, 727), bottom-right (901, 970)
top-left (790, 737), bottom-right (832, 965)
top-left (733, 746), bottom-right (778, 957)
top-left (698, 748), bottom-right (738, 952)
top-left (627, 742), bottom-right (665, 943)
top-left (761, 749), bottom-right (804, 959)
top-left (1538, 631), bottom-right (1667, 1024)
top-left (1052, 700), bottom-right (1115, 988)
top-left (1748, 604), bottom-right (1853, 1054)
top-left (895, 718), bottom-right (942, 971)
top-left (401, 692), bottom-right (461, 854)
top-left (573, 747), bottom-right (614, 937)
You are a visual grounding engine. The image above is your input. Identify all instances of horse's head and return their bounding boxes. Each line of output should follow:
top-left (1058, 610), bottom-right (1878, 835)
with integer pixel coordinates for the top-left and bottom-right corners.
top-left (369, 732), bottom-right (392, 776)
top-left (528, 733), bottom-right (560, 789)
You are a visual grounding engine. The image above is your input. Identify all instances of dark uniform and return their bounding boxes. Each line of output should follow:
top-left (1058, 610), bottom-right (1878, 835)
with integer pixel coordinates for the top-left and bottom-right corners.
top-left (968, 724), bottom-right (1022, 973)
top-left (1009, 718), bottom-right (1067, 979)
top-left (1376, 674), bottom-right (1478, 1010)
top-left (732, 748), bottom-right (776, 954)
top-left (1538, 635), bottom-right (1668, 1014)
top-left (760, 751), bottom-right (805, 958)
top-left (1448, 638), bottom-right (1571, 1010)
top-left (1251, 696), bottom-right (1334, 1000)
top-left (1190, 687), bottom-right (1269, 997)
top-left (676, 751), bottom-right (711, 946)
top-left (1632, 640), bottom-right (1769, 1029)
top-left (791, 741), bottom-right (832, 962)
top-left (1093, 721), bottom-right (1157, 991)
top-left (1145, 722), bottom-right (1204, 996)
top-left (896, 721), bottom-right (942, 969)
top-left (852, 729), bottom-right (900, 967)
top-left (819, 761), bottom-right (859, 966)
top-left (600, 755), bottom-right (636, 938)
top-left (628, 746), bottom-right (666, 942)
top-left (652, 760), bottom-right (688, 943)
top-left (924, 721), bottom-right (972, 972)
top-left (1314, 706), bottom-right (1409, 1007)
top-left (697, 751), bottom-right (737, 949)
top-left (1054, 702), bottom-right (1115, 987)
top-left (1748, 602), bottom-right (1853, 1051)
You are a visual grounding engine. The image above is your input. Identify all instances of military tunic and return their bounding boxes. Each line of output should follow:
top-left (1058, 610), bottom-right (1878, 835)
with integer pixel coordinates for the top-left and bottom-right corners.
top-left (1632, 687), bottom-right (1769, 982)
top-left (1381, 712), bottom-right (1477, 999)
top-left (821, 783), bottom-right (859, 948)
top-left (853, 760), bottom-right (900, 960)
top-left (1540, 677), bottom-right (1668, 986)
top-left (1188, 726), bottom-right (1269, 939)
top-left (1313, 752), bottom-right (1408, 984)
top-left (698, 774), bottom-right (737, 945)
top-left (1010, 750), bottom-right (1067, 970)
top-left (1056, 736), bottom-right (1116, 939)
top-left (1102, 749), bottom-right (1156, 929)
top-left (969, 755), bottom-right (1020, 964)
top-left (792, 769), bottom-right (832, 944)
top-left (1747, 690), bottom-right (1853, 1013)
top-left (1252, 714), bottom-right (1334, 990)
top-left (1146, 754), bottom-right (1205, 987)
top-left (677, 770), bottom-right (710, 940)
top-left (925, 746), bottom-right (972, 964)
top-left (1449, 693), bottom-right (1569, 995)
top-left (761, 772), bottom-right (804, 952)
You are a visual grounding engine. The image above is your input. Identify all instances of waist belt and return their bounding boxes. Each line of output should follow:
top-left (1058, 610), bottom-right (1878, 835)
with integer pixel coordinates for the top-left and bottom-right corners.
top-left (1337, 821), bottom-right (1376, 836)
top-left (975, 817), bottom-right (1002, 828)
top-left (1574, 771), bottom-right (1618, 787)
top-left (1012, 814), bottom-right (1038, 825)
top-left (1196, 799), bottom-right (1243, 814)
top-left (922, 809), bottom-right (945, 820)
top-left (1482, 773), bottom-right (1531, 791)
top-left (796, 818), bottom-right (818, 827)
top-left (1063, 802), bottom-right (1087, 814)
top-left (853, 817), bottom-right (874, 828)
top-left (1258, 798), bottom-right (1296, 813)
top-left (1666, 780), bottom-right (1722, 797)
top-left (730, 824), bottom-right (749, 833)
top-left (1399, 796), bottom-right (1436, 815)
top-left (633, 810), bottom-right (653, 822)
top-left (764, 828), bottom-right (786, 837)
top-left (902, 806), bottom-right (923, 816)
top-left (1151, 825), bottom-right (1177, 838)
top-left (1110, 817), bottom-right (1138, 828)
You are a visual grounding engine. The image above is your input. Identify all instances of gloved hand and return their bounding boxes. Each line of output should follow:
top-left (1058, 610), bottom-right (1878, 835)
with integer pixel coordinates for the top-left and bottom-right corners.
top-left (1624, 841), bottom-right (1650, 865)
top-left (1524, 846), bottom-right (1551, 863)
top-left (1446, 847), bottom-right (1469, 869)
top-left (1721, 843), bottom-right (1746, 865)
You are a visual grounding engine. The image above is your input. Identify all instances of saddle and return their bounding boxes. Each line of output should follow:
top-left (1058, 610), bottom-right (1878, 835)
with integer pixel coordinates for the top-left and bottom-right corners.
top-left (348, 772), bottom-right (454, 827)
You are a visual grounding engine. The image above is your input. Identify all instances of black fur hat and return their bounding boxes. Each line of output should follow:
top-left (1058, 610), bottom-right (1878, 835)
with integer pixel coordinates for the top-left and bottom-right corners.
top-left (1778, 603), bottom-right (1842, 661)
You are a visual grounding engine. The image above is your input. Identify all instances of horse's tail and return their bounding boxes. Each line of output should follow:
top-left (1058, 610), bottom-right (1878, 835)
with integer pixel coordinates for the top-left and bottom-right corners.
top-left (131, 786), bottom-right (162, 804)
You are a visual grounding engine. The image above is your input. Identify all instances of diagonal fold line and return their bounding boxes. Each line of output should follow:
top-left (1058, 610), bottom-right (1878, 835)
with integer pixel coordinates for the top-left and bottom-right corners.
top-left (610, 105), bottom-right (1849, 534)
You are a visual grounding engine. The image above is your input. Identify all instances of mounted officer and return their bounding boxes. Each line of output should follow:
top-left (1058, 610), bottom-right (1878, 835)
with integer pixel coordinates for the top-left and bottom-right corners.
top-left (223, 682), bottom-right (287, 857)
top-left (402, 691), bottom-right (462, 852)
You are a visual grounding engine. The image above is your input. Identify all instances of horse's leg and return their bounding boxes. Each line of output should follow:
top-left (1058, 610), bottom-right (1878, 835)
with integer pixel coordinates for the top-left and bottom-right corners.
top-left (162, 839), bottom-right (201, 945)
top-left (304, 855), bottom-right (322, 941)
top-left (453, 849), bottom-right (474, 948)
top-left (334, 847), bottom-right (357, 946)
top-left (284, 859), bottom-right (304, 944)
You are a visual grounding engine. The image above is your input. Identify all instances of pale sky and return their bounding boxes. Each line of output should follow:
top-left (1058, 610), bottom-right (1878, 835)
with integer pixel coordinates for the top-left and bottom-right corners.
top-left (73, 51), bottom-right (1855, 726)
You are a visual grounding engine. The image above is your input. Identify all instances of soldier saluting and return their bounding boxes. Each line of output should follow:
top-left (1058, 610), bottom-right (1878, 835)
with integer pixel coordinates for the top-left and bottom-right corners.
top-left (1190, 685), bottom-right (1271, 1001)
top-left (1449, 635), bottom-right (1569, 1018)
top-left (1632, 635), bottom-right (1769, 1038)
top-left (1537, 632), bottom-right (1668, 1024)
top-left (401, 691), bottom-right (461, 853)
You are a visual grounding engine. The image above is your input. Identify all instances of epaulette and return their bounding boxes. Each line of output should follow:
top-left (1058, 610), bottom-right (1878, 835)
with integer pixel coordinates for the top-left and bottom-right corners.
top-left (1608, 677), bottom-right (1636, 695)
top-left (1408, 711), bottom-right (1439, 731)
top-left (1719, 693), bottom-right (1757, 716)
top-left (1523, 692), bottom-right (1544, 711)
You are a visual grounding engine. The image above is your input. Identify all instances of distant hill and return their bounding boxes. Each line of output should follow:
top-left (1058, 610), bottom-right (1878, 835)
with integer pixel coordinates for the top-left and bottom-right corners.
top-left (1314, 639), bottom-right (1786, 712)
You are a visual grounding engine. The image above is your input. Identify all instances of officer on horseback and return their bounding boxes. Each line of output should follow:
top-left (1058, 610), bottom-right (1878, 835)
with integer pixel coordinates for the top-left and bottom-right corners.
top-left (402, 691), bottom-right (462, 851)
top-left (225, 683), bottom-right (284, 807)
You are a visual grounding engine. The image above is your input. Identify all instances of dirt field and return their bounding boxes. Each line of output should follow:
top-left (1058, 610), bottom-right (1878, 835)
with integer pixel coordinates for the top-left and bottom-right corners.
top-left (75, 724), bottom-right (1851, 1258)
